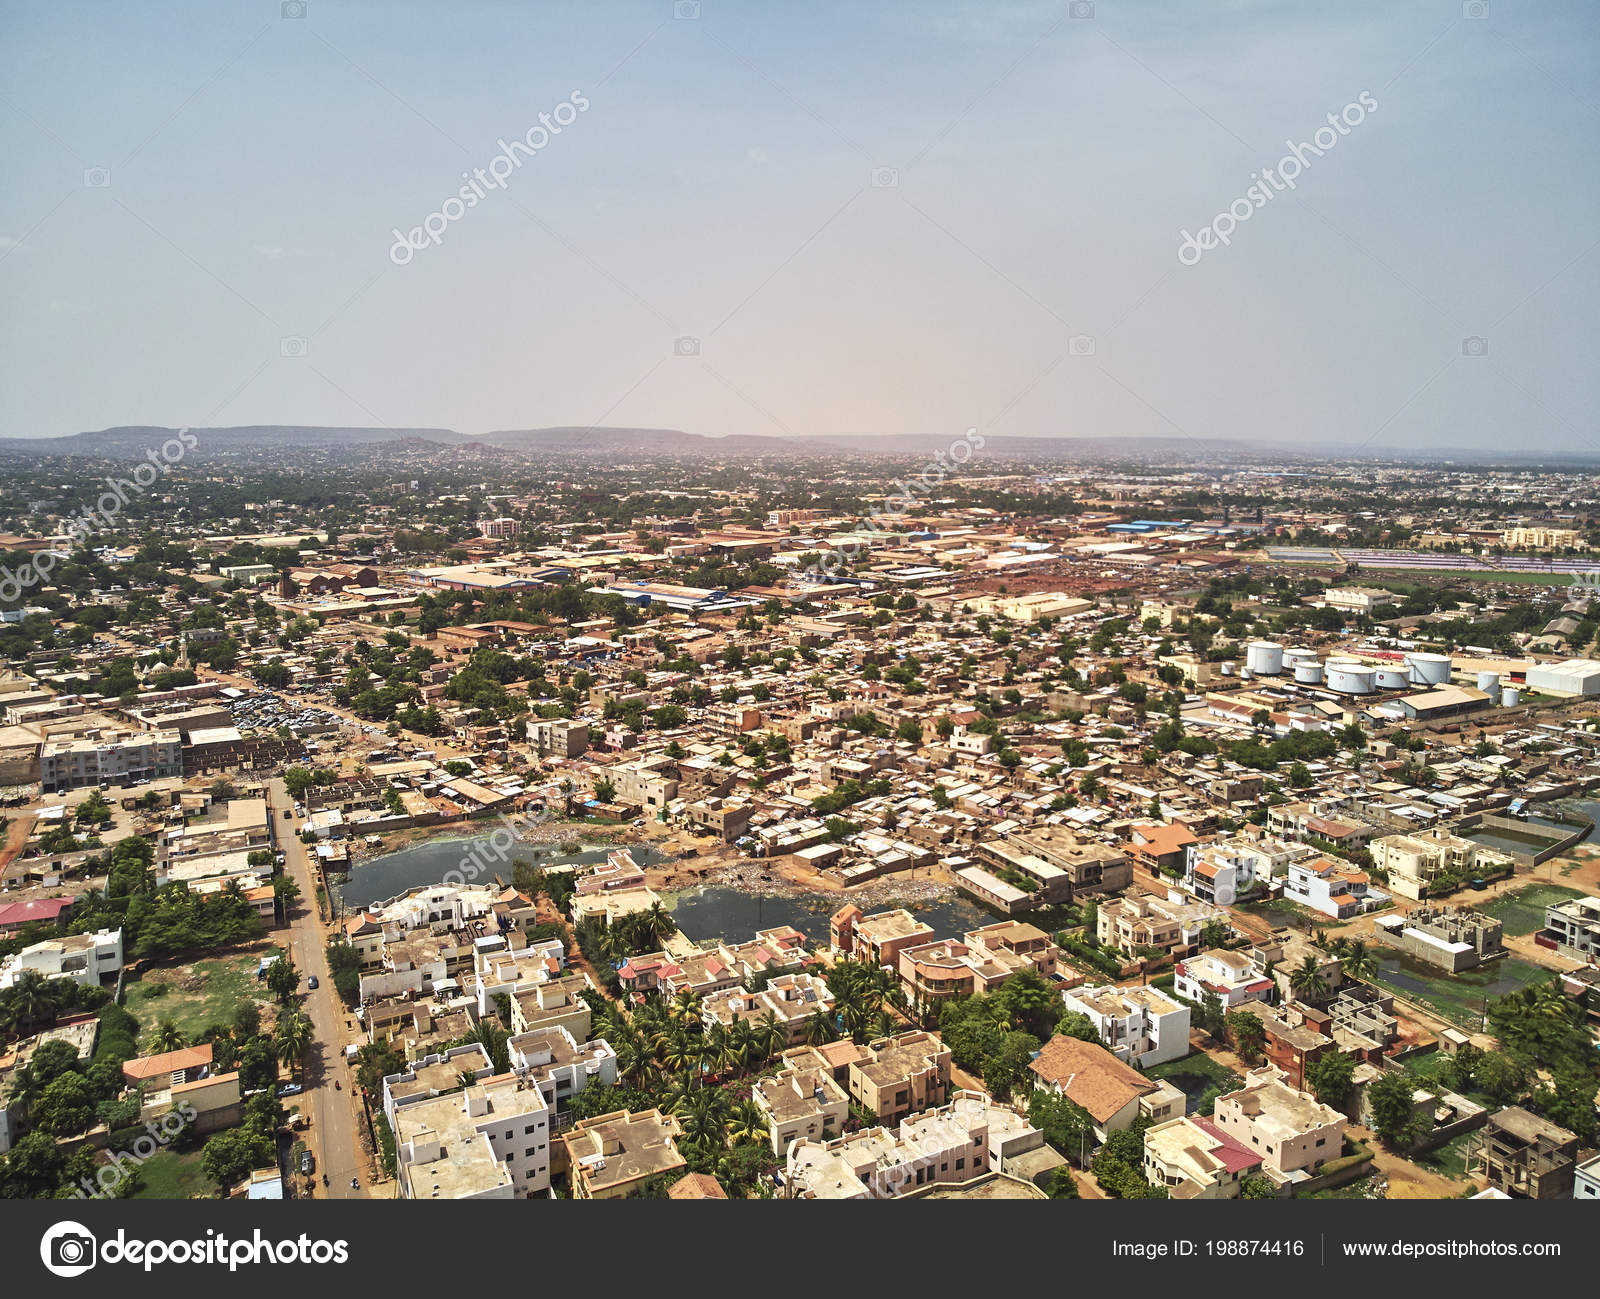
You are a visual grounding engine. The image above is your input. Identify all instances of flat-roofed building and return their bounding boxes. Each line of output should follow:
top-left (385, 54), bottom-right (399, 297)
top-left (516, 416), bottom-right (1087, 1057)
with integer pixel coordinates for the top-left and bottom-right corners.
top-left (753, 1063), bottom-right (850, 1156)
top-left (394, 1072), bottom-right (551, 1200)
top-left (562, 1109), bottom-right (687, 1199)
top-left (1211, 1066), bottom-right (1346, 1181)
top-left (1060, 984), bottom-right (1191, 1068)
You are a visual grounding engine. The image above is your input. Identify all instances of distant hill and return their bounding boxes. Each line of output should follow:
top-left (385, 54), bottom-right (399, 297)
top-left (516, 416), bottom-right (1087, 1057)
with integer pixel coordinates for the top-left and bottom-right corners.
top-left (0, 423), bottom-right (1593, 465)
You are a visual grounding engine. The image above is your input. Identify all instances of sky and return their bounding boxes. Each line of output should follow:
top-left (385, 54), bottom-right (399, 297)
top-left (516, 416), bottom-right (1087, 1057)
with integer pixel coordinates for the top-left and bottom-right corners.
top-left (1, 0), bottom-right (1597, 453)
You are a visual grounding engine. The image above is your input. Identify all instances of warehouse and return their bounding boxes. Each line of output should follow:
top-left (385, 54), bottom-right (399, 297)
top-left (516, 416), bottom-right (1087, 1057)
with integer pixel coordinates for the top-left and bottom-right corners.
top-left (1524, 658), bottom-right (1600, 698)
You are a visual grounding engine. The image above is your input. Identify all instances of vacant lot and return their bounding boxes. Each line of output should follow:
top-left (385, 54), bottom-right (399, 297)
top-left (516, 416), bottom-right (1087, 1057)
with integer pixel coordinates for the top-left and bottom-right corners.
top-left (1480, 882), bottom-right (1586, 936)
top-left (129, 1147), bottom-right (219, 1200)
top-left (124, 945), bottom-right (282, 1045)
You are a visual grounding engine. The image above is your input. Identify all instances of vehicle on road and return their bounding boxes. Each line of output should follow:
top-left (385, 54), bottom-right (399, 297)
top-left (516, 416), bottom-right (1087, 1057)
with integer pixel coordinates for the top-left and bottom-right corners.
top-left (283, 808), bottom-right (293, 820)
top-left (300, 1150), bottom-right (314, 1175)
top-left (307, 975), bottom-right (319, 989)
top-left (280, 1082), bottom-right (304, 1096)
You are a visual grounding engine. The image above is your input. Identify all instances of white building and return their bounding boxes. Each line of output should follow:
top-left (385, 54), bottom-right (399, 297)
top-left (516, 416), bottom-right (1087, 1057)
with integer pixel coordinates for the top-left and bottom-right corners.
top-left (0, 927), bottom-right (123, 989)
top-left (394, 1073), bottom-right (551, 1200)
top-left (1284, 857), bottom-right (1388, 920)
top-left (39, 729), bottom-right (181, 793)
top-left (1524, 658), bottom-right (1600, 698)
top-left (1059, 984), bottom-right (1190, 1068)
top-left (1173, 950), bottom-right (1275, 1011)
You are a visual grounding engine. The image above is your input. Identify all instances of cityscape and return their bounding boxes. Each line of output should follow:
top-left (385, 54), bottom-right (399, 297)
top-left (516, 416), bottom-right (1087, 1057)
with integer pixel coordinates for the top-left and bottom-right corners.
top-left (0, 0), bottom-right (1596, 1280)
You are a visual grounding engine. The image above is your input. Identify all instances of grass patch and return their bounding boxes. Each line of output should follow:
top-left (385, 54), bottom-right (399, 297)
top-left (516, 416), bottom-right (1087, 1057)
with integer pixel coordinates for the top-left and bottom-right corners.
top-left (1479, 882), bottom-right (1586, 936)
top-left (1368, 953), bottom-right (1550, 1031)
top-left (128, 1147), bottom-right (219, 1200)
top-left (1145, 1052), bottom-right (1242, 1116)
top-left (124, 947), bottom-right (281, 1044)
top-left (1414, 1129), bottom-right (1478, 1181)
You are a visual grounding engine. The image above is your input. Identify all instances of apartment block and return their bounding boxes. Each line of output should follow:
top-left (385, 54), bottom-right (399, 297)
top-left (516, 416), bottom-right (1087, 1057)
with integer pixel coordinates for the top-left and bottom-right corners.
top-left (1060, 984), bottom-right (1191, 1068)
top-left (562, 1109), bottom-right (687, 1199)
top-left (394, 1073), bottom-right (551, 1200)
top-left (1173, 949), bottom-right (1274, 1011)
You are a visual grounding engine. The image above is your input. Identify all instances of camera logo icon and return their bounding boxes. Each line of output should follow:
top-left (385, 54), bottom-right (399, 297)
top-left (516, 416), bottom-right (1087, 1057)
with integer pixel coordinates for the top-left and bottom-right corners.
top-left (1069, 1), bottom-right (1095, 17)
top-left (281, 336), bottom-right (308, 358)
top-left (1069, 334), bottom-right (1096, 357)
top-left (1461, 336), bottom-right (1488, 357)
top-left (83, 168), bottom-right (111, 189)
top-left (871, 167), bottom-right (899, 188)
top-left (1463, 1), bottom-right (1488, 18)
top-left (674, 1), bottom-right (700, 18)
top-left (674, 336), bottom-right (700, 357)
top-left (41, 1222), bottom-right (97, 1277)
top-left (282, 1), bottom-right (308, 18)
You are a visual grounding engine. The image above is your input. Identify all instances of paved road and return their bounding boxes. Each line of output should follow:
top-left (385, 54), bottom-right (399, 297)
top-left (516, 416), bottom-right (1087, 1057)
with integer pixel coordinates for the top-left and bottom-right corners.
top-left (268, 776), bottom-right (371, 1199)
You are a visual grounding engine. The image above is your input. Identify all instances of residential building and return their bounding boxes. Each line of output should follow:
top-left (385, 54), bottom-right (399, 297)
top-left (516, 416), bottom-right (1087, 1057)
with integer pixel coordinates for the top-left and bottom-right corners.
top-left (1173, 949), bottom-right (1274, 1011)
top-left (1060, 984), bottom-right (1191, 1068)
top-left (1543, 894), bottom-right (1600, 962)
top-left (394, 1073), bottom-right (551, 1200)
top-left (829, 905), bottom-right (935, 969)
top-left (0, 927), bottom-right (122, 989)
top-left (1372, 906), bottom-right (1504, 972)
top-left (1143, 1114), bottom-right (1263, 1198)
top-left (1472, 1107), bottom-right (1579, 1200)
top-left (1284, 856), bottom-right (1388, 919)
top-left (753, 1062), bottom-right (850, 1156)
top-left (701, 971), bottom-right (833, 1047)
top-left (1211, 1066), bottom-right (1346, 1181)
top-left (1096, 888), bottom-right (1225, 957)
top-left (1028, 1035), bottom-right (1183, 1142)
top-left (562, 1109), bottom-right (687, 1199)
top-left (1370, 829), bottom-right (1511, 901)
top-left (785, 1090), bottom-right (1041, 1199)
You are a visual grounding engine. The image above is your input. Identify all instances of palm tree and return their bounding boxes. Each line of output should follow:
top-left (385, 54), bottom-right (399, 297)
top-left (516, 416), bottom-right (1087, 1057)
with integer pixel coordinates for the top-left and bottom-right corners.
top-left (727, 1097), bottom-right (767, 1145)
top-left (273, 1010), bottom-right (312, 1081)
top-left (149, 1019), bottom-right (188, 1054)
top-left (1288, 955), bottom-right (1327, 1003)
top-left (804, 1009), bottom-right (836, 1046)
top-left (644, 901), bottom-right (675, 946)
top-left (755, 1011), bottom-right (786, 1062)
top-left (4, 1063), bottom-right (45, 1126)
top-left (8, 971), bottom-right (55, 1033)
top-left (1340, 940), bottom-right (1377, 982)
top-left (660, 1032), bottom-right (697, 1076)
top-left (670, 989), bottom-right (701, 1026)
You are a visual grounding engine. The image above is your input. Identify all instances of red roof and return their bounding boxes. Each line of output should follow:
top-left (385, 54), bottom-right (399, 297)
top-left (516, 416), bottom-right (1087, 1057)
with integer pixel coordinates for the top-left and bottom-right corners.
top-left (0, 898), bottom-right (73, 927)
top-left (1192, 1116), bottom-right (1261, 1174)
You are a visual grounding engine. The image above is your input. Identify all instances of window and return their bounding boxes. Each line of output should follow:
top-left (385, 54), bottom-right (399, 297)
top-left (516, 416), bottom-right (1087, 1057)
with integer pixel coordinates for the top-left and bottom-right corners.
top-left (525, 1148), bottom-right (536, 1158)
top-left (525, 1125), bottom-right (537, 1134)
top-left (955, 1157), bottom-right (965, 1171)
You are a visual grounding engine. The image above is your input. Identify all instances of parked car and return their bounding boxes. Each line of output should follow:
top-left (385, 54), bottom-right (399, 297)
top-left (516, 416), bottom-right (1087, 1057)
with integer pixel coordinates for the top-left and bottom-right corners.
top-left (279, 1082), bottom-right (304, 1096)
top-left (300, 1150), bottom-right (314, 1175)
top-left (307, 975), bottom-right (319, 990)
top-left (282, 808), bottom-right (293, 821)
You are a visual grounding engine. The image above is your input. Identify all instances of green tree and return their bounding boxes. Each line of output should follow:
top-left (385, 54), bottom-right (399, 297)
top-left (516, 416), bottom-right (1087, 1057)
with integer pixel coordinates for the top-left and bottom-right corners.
top-left (1366, 1069), bottom-right (1425, 1149)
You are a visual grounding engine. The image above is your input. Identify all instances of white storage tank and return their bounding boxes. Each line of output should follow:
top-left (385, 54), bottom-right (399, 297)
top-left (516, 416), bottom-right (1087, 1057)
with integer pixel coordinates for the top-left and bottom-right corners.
top-left (1476, 670), bottom-right (1501, 702)
top-left (1501, 687), bottom-right (1521, 707)
top-left (1221, 662), bottom-right (1235, 677)
top-left (1293, 660), bottom-right (1324, 684)
top-left (1326, 660), bottom-right (1376, 695)
top-left (1283, 647), bottom-right (1317, 668)
top-left (1374, 665), bottom-right (1411, 691)
top-left (1406, 652), bottom-right (1452, 686)
top-left (1245, 640), bottom-right (1284, 676)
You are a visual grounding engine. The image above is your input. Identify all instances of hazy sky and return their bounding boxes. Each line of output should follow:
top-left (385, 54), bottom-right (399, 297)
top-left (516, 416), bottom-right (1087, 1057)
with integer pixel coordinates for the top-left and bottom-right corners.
top-left (2, 0), bottom-right (1597, 452)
